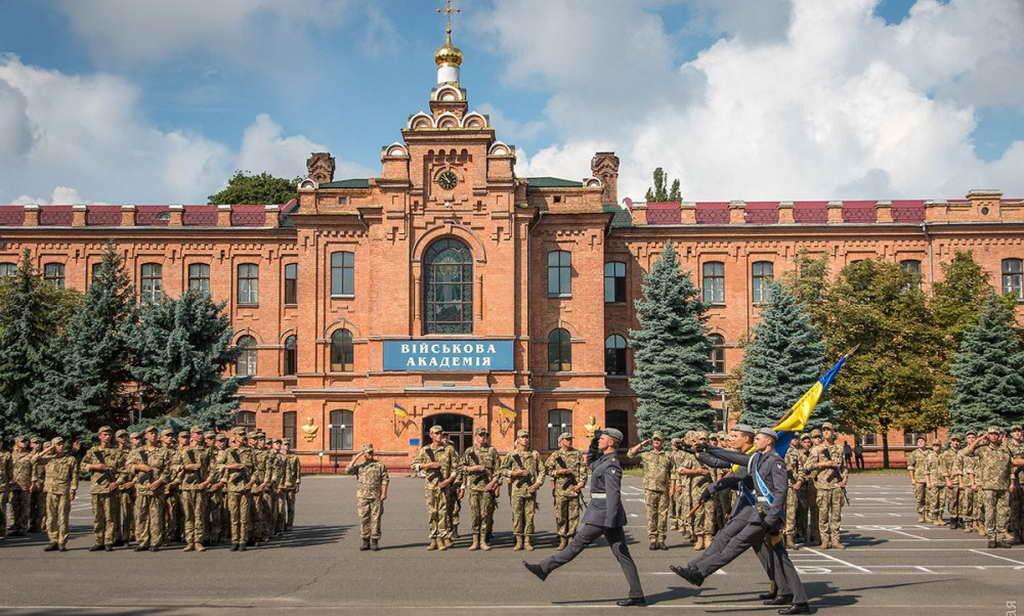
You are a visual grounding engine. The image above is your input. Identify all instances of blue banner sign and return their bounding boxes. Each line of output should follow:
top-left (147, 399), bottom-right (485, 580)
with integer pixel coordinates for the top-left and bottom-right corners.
top-left (383, 339), bottom-right (514, 371)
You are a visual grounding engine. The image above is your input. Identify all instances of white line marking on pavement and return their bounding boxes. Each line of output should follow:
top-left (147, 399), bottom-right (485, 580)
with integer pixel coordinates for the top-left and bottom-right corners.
top-left (851, 524), bottom-right (928, 540)
top-left (802, 547), bottom-right (872, 573)
top-left (969, 549), bottom-right (1024, 566)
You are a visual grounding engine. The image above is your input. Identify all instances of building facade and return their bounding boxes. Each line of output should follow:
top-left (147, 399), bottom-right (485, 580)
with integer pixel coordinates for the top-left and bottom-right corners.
top-left (2, 34), bottom-right (1023, 470)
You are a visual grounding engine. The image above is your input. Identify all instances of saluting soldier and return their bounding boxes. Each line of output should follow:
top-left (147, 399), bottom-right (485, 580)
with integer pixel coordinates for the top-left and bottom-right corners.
top-left (81, 426), bottom-right (123, 551)
top-left (1006, 425), bottom-right (1024, 543)
top-left (32, 437), bottom-right (79, 552)
top-left (502, 429), bottom-right (546, 551)
top-left (346, 443), bottom-right (389, 551)
top-left (627, 431), bottom-right (673, 550)
top-left (462, 427), bottom-right (501, 551)
top-left (545, 432), bottom-right (588, 550)
top-left (965, 427), bottom-right (1017, 548)
top-left (412, 425), bottom-right (458, 550)
top-left (281, 439), bottom-right (301, 531)
top-left (9, 436), bottom-right (34, 536)
top-left (806, 422), bottom-right (847, 549)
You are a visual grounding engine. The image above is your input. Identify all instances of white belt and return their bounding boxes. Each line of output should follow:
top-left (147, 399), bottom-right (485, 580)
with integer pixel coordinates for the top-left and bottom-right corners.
top-left (591, 493), bottom-right (607, 499)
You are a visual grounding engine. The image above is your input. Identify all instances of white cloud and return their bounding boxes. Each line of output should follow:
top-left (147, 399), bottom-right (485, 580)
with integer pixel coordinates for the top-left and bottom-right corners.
top-left (0, 55), bottom-right (362, 204)
top-left (480, 0), bottom-right (1024, 201)
top-left (12, 186), bottom-right (82, 206)
top-left (475, 103), bottom-right (545, 143)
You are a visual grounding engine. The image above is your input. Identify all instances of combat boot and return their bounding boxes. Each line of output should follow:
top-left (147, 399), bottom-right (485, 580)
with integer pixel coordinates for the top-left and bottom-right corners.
top-left (468, 535), bottom-right (480, 551)
top-left (89, 544), bottom-right (105, 552)
top-left (480, 533), bottom-right (491, 551)
top-left (524, 536), bottom-right (535, 551)
top-left (195, 543), bottom-right (206, 552)
top-left (438, 537), bottom-right (449, 551)
top-left (704, 534), bottom-right (714, 549)
top-left (360, 538), bottom-right (370, 551)
top-left (818, 540), bottom-right (831, 550)
top-left (44, 542), bottom-right (59, 552)
top-left (371, 539), bottom-right (380, 551)
top-left (784, 534), bottom-right (797, 550)
top-left (558, 537), bottom-right (568, 550)
top-left (513, 536), bottom-right (524, 551)
top-left (182, 544), bottom-right (194, 552)
top-left (693, 536), bottom-right (705, 551)
top-left (831, 537), bottom-right (845, 550)
top-left (427, 539), bottom-right (438, 551)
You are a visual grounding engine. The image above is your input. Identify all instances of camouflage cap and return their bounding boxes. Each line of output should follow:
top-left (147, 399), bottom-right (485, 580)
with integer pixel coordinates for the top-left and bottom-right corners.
top-left (215, 433), bottom-right (228, 441)
top-left (799, 433), bottom-right (812, 441)
top-left (362, 443), bottom-right (374, 453)
top-left (1011, 425), bottom-right (1023, 432)
top-left (50, 436), bottom-right (64, 446)
top-left (144, 426), bottom-right (158, 434)
top-left (693, 430), bottom-right (708, 439)
top-left (987, 426), bottom-right (1003, 435)
top-left (558, 431), bottom-right (573, 441)
top-left (272, 439), bottom-right (281, 445)
top-left (821, 422), bottom-right (835, 430)
top-left (177, 431), bottom-right (189, 438)
top-left (190, 425), bottom-right (204, 434)
top-left (429, 425), bottom-right (444, 434)
top-left (203, 431), bottom-right (216, 438)
top-left (282, 439), bottom-right (291, 446)
top-left (474, 427), bottom-right (490, 436)
top-left (516, 429), bottom-right (530, 438)
top-left (30, 436), bottom-right (42, 443)
top-left (810, 428), bottom-right (823, 438)
top-left (14, 434), bottom-right (28, 442)
top-left (651, 431), bottom-right (664, 440)
top-left (965, 429), bottom-right (977, 436)
top-left (129, 431), bottom-right (141, 439)
top-left (254, 432), bottom-right (267, 440)
top-left (671, 437), bottom-right (681, 446)
top-left (97, 425), bottom-right (113, 434)
top-left (160, 428), bottom-right (174, 437)
top-left (115, 429), bottom-right (128, 437)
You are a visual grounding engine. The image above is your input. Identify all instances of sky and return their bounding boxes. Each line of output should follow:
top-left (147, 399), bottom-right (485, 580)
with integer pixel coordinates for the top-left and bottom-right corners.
top-left (0, 0), bottom-right (1022, 205)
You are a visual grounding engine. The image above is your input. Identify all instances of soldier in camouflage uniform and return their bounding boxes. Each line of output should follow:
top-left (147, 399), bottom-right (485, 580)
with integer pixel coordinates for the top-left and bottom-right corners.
top-left (29, 436), bottom-right (47, 533)
top-left (502, 429), bottom-right (546, 551)
top-left (924, 441), bottom-right (944, 525)
top-left (783, 433), bottom-right (808, 549)
top-left (162, 430), bottom-right (185, 544)
top-left (965, 426), bottom-right (1016, 548)
top-left (127, 426), bottom-right (172, 551)
top-left (250, 432), bottom-right (273, 544)
top-left (462, 427), bottom-right (501, 551)
top-left (32, 437), bottom-right (79, 552)
top-left (346, 443), bottom-right (389, 551)
top-left (906, 435), bottom-right (929, 523)
top-left (669, 435), bottom-right (695, 543)
top-left (219, 429), bottom-right (256, 551)
top-left (627, 432), bottom-right (673, 550)
top-left (81, 426), bottom-right (124, 551)
top-left (806, 422), bottom-right (847, 549)
top-left (205, 434), bottom-right (228, 545)
top-left (0, 442), bottom-right (10, 542)
top-left (412, 425), bottom-right (458, 550)
top-left (269, 438), bottom-right (287, 535)
top-left (546, 432), bottom-right (588, 550)
top-left (1006, 425), bottom-right (1024, 543)
top-left (281, 439), bottom-right (301, 531)
top-left (689, 431), bottom-right (716, 550)
top-left (177, 426), bottom-right (211, 552)
top-left (941, 435), bottom-right (964, 528)
top-left (8, 436), bottom-right (33, 536)
top-left (442, 434), bottom-right (463, 539)
top-left (113, 429), bottom-right (134, 545)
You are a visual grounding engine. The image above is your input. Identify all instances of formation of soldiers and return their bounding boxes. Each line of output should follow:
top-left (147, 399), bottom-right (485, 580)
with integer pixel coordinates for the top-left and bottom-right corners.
top-left (906, 425), bottom-right (1024, 549)
top-left (0, 425), bottom-right (302, 552)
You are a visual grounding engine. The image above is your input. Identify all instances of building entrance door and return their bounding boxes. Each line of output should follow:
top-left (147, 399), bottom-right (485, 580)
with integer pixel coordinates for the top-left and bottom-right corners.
top-left (422, 413), bottom-right (474, 454)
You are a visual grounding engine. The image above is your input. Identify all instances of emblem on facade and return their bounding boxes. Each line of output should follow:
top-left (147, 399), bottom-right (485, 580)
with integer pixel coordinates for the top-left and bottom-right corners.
top-left (301, 417), bottom-right (320, 442)
top-left (584, 415), bottom-right (601, 437)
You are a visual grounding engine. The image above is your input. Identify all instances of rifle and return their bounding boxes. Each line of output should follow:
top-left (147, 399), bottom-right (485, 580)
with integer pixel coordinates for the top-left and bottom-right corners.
top-left (821, 447), bottom-right (850, 505)
top-left (554, 452), bottom-right (585, 509)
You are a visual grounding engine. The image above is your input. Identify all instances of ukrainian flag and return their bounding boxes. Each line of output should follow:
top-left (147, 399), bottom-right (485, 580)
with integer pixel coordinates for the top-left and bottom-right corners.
top-left (497, 403), bottom-right (516, 419)
top-left (772, 353), bottom-right (849, 457)
top-left (393, 403), bottom-right (409, 419)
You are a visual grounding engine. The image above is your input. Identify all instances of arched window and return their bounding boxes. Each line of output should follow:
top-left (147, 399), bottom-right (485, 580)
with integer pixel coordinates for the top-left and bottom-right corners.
top-left (547, 250), bottom-right (572, 297)
top-left (330, 410), bottom-right (354, 451)
top-left (282, 411), bottom-right (297, 447)
top-left (423, 237), bottom-right (473, 334)
top-left (330, 329), bottom-right (354, 372)
top-left (548, 328), bottom-right (572, 372)
top-left (237, 263), bottom-right (259, 306)
top-left (605, 334), bottom-right (627, 375)
top-left (284, 263), bottom-right (298, 305)
top-left (606, 410), bottom-right (629, 448)
top-left (283, 335), bottom-right (297, 376)
top-left (709, 334), bottom-right (726, 374)
top-left (330, 251), bottom-right (354, 296)
top-left (140, 263), bottom-right (163, 301)
top-left (604, 261), bottom-right (626, 303)
top-left (751, 261), bottom-right (774, 304)
top-left (1002, 258), bottom-right (1023, 300)
top-left (0, 262), bottom-right (15, 277)
top-left (188, 263), bottom-right (210, 293)
top-left (236, 335), bottom-right (257, 377)
top-left (233, 410), bottom-right (256, 428)
top-left (702, 261), bottom-right (725, 305)
top-left (900, 259), bottom-right (922, 290)
top-left (44, 263), bottom-right (65, 289)
top-left (547, 409), bottom-right (572, 450)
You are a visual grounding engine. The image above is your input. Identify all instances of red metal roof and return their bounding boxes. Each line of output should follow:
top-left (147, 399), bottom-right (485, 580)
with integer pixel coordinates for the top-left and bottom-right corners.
top-left (645, 201), bottom-right (680, 225)
top-left (695, 202), bottom-right (729, 224)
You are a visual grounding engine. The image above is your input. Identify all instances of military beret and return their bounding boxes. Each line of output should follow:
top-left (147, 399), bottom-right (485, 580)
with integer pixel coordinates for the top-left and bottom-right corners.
top-left (215, 433), bottom-right (228, 441)
top-left (160, 428), bottom-right (174, 437)
top-left (756, 427), bottom-right (777, 440)
top-left (651, 431), bottom-right (664, 440)
top-left (732, 424), bottom-right (756, 435)
top-left (558, 431), bottom-right (573, 441)
top-left (602, 427), bottom-right (624, 442)
top-left (98, 425), bottom-right (113, 434)
top-left (516, 429), bottom-right (530, 438)
top-left (115, 429), bottom-right (128, 437)
top-left (821, 422), bottom-right (835, 430)
top-left (144, 426), bottom-right (158, 433)
top-left (190, 426), bottom-right (203, 434)
top-left (987, 426), bottom-right (1003, 434)
top-left (429, 425), bottom-right (444, 434)
top-left (474, 427), bottom-right (490, 435)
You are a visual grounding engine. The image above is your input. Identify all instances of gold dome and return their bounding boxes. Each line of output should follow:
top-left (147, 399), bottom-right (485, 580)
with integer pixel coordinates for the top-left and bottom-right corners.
top-left (434, 29), bottom-right (463, 67)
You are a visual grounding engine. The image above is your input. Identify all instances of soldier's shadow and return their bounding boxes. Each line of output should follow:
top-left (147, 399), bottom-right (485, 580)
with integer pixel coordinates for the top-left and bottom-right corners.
top-left (252, 524), bottom-right (351, 549)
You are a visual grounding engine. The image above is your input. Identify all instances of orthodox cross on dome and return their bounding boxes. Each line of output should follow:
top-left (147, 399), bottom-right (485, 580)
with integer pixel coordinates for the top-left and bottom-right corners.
top-left (434, 0), bottom-right (463, 85)
top-left (437, 0), bottom-right (461, 37)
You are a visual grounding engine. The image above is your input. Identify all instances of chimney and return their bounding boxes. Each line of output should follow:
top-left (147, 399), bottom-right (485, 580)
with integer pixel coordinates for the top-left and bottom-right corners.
top-left (306, 152), bottom-right (336, 184)
top-left (591, 152), bottom-right (620, 205)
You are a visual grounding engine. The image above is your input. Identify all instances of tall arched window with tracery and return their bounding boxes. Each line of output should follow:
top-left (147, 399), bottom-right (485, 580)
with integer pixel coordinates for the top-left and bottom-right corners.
top-left (423, 237), bottom-right (473, 334)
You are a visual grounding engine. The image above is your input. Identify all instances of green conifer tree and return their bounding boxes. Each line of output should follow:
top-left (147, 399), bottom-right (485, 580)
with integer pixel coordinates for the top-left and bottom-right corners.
top-left (739, 282), bottom-right (829, 428)
top-left (629, 243), bottom-right (714, 437)
top-left (949, 294), bottom-right (1024, 432)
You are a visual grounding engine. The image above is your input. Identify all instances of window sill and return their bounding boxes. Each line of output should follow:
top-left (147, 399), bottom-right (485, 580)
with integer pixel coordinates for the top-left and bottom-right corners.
top-left (330, 294), bottom-right (355, 300)
top-left (548, 294), bottom-right (572, 299)
top-left (238, 304), bottom-right (259, 309)
top-left (605, 300), bottom-right (626, 305)
top-left (605, 373), bottom-right (629, 378)
top-left (283, 303), bottom-right (297, 308)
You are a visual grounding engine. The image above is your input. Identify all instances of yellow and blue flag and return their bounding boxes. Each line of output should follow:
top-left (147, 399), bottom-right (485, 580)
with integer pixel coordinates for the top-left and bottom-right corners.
top-left (772, 353), bottom-right (849, 457)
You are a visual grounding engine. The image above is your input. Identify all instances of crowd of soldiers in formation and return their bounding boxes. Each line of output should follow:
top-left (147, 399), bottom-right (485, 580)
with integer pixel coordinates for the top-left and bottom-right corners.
top-left (0, 425), bottom-right (302, 552)
top-left (345, 422), bottom-right (850, 553)
top-left (906, 425), bottom-right (1024, 549)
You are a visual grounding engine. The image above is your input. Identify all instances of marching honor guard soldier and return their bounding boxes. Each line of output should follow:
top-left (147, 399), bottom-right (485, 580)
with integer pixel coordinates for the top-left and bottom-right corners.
top-left (502, 429), bottom-right (546, 551)
top-left (178, 426), bottom-right (211, 552)
top-left (806, 422), bottom-right (847, 549)
top-left (462, 427), bottom-right (501, 551)
top-left (81, 426), bottom-right (123, 551)
top-left (627, 431), bottom-right (673, 550)
top-left (127, 426), bottom-right (171, 552)
top-left (346, 443), bottom-right (389, 551)
top-left (412, 425), bottom-right (458, 550)
top-left (32, 437), bottom-right (79, 552)
top-left (523, 427), bottom-right (646, 607)
top-left (545, 431), bottom-right (588, 550)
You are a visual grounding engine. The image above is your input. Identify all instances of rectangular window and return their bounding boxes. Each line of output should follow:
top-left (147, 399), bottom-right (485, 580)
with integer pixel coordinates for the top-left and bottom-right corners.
top-left (43, 263), bottom-right (65, 289)
top-left (140, 263), bottom-right (163, 301)
top-left (330, 410), bottom-right (354, 451)
top-left (237, 263), bottom-right (259, 306)
top-left (188, 263), bottom-right (210, 293)
top-left (751, 261), bottom-right (774, 304)
top-left (284, 263), bottom-right (298, 305)
top-left (604, 262), bottom-right (626, 303)
top-left (901, 259), bottom-right (922, 290)
top-left (860, 433), bottom-right (877, 446)
top-left (547, 250), bottom-right (571, 297)
top-left (1003, 258), bottom-right (1023, 301)
top-left (89, 262), bottom-right (102, 289)
top-left (546, 409), bottom-right (572, 450)
top-left (702, 261), bottom-right (725, 305)
top-left (282, 412), bottom-right (297, 447)
top-left (331, 251), bottom-right (354, 296)
top-left (0, 262), bottom-right (16, 277)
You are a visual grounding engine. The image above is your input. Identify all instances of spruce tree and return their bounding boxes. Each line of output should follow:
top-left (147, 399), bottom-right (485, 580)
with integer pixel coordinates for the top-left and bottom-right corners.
top-left (129, 288), bottom-right (246, 429)
top-left (949, 294), bottom-right (1024, 432)
top-left (629, 243), bottom-right (714, 437)
top-left (740, 282), bottom-right (829, 428)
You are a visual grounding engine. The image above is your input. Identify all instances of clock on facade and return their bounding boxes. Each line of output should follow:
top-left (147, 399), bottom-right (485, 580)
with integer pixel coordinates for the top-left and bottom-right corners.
top-left (436, 169), bottom-right (458, 190)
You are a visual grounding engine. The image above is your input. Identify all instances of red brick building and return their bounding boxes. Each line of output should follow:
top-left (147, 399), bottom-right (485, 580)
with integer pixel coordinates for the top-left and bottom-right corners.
top-left (2, 34), bottom-right (1023, 470)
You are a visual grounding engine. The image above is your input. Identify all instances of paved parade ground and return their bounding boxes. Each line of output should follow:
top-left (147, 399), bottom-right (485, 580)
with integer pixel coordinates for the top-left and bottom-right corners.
top-left (1, 472), bottom-right (1020, 615)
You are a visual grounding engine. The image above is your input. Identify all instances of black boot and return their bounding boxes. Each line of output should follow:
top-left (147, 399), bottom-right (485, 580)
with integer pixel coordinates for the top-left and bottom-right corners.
top-left (759, 592), bottom-right (778, 601)
top-left (230, 543), bottom-right (239, 551)
top-left (523, 561), bottom-right (548, 581)
top-left (778, 603), bottom-right (812, 615)
top-left (766, 595), bottom-right (794, 606)
top-left (669, 564), bottom-right (704, 587)
top-left (89, 544), bottom-right (105, 552)
top-left (134, 544), bottom-right (149, 552)
top-left (360, 538), bottom-right (370, 551)
top-left (371, 539), bottom-right (380, 551)
top-left (616, 597), bottom-right (647, 607)
top-left (104, 545), bottom-right (113, 552)
top-left (44, 542), bottom-right (59, 552)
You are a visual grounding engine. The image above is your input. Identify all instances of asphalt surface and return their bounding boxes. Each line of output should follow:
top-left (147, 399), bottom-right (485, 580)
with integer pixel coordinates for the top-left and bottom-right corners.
top-left (0, 472), bottom-right (1020, 615)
